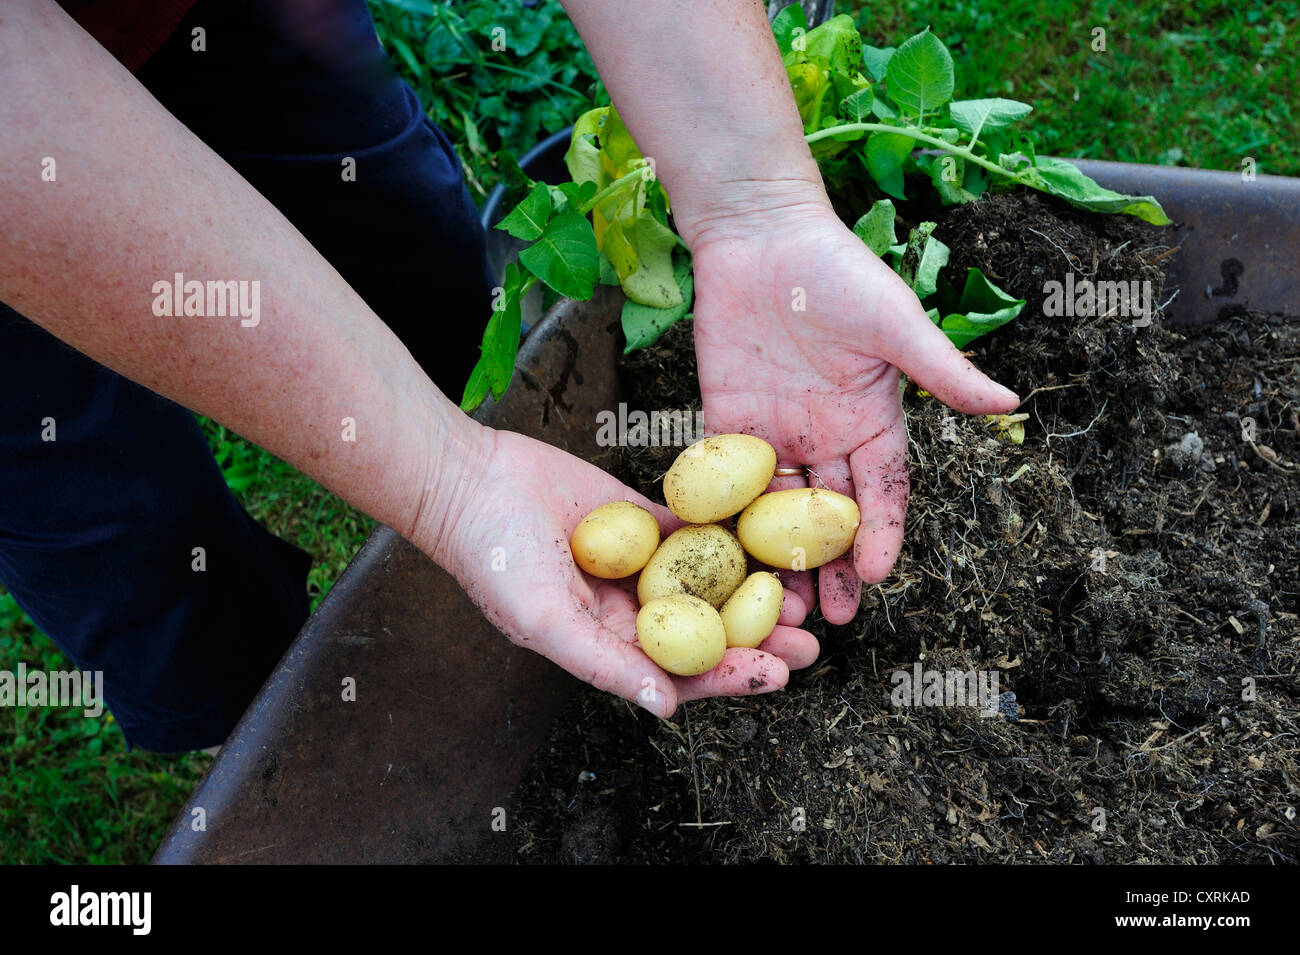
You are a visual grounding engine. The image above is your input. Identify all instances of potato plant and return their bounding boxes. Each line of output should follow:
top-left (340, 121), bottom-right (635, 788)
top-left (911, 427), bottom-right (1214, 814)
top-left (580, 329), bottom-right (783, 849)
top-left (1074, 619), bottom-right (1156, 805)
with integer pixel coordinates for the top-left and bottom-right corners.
top-left (460, 8), bottom-right (1171, 412)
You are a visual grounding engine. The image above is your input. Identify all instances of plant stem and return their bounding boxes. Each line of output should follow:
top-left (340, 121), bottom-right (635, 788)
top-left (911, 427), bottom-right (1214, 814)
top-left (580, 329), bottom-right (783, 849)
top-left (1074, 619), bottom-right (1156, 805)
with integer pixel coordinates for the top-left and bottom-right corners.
top-left (477, 61), bottom-right (589, 99)
top-left (580, 167), bottom-right (652, 213)
top-left (806, 122), bottom-right (1016, 179)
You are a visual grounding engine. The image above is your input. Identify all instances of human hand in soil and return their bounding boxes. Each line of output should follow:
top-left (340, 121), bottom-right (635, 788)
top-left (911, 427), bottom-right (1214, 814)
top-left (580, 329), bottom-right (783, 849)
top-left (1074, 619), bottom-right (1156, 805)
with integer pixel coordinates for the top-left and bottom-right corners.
top-left (684, 198), bottom-right (1020, 624)
top-left (425, 429), bottom-right (820, 717)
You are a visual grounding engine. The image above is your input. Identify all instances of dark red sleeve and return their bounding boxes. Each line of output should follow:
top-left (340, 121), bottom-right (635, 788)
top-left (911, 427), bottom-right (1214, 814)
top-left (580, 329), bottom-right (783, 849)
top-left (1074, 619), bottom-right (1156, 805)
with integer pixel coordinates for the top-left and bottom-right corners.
top-left (57, 0), bottom-right (196, 73)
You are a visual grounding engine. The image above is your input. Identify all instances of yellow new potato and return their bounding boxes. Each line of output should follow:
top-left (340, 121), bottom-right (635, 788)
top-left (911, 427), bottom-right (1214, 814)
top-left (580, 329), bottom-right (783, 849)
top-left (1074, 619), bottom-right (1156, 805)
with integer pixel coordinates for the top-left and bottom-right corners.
top-left (569, 501), bottom-right (660, 579)
top-left (636, 524), bottom-right (747, 609)
top-left (663, 434), bottom-right (778, 523)
top-left (636, 594), bottom-right (727, 676)
top-left (720, 572), bottom-right (784, 649)
top-left (736, 488), bottom-right (861, 570)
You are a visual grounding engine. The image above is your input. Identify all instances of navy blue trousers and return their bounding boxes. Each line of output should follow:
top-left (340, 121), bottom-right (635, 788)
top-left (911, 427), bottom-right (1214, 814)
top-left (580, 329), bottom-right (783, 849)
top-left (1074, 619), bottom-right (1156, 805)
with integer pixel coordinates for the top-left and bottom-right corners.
top-left (0, 0), bottom-right (493, 751)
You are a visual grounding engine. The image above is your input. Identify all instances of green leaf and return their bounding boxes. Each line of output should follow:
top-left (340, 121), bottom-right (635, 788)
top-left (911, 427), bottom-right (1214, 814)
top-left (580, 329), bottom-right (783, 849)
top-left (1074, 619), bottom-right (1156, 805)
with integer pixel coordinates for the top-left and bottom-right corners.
top-left (965, 165), bottom-right (991, 197)
top-left (1025, 157), bottom-right (1172, 225)
top-left (913, 236), bottom-right (949, 299)
top-left (938, 268), bottom-right (1027, 348)
top-left (482, 269), bottom-right (525, 395)
top-left (852, 199), bottom-right (897, 257)
top-left (840, 87), bottom-right (875, 123)
top-left (772, 3), bottom-right (807, 56)
top-left (459, 264), bottom-right (526, 411)
top-left (862, 44), bottom-right (894, 83)
top-left (998, 151), bottom-right (1034, 174)
top-left (897, 222), bottom-right (950, 298)
top-left (885, 28), bottom-right (954, 121)
top-left (865, 131), bottom-right (914, 199)
top-left (605, 214), bottom-right (683, 308)
top-left (948, 98), bottom-right (1033, 143)
top-left (920, 154), bottom-right (979, 204)
top-left (597, 249), bottom-right (620, 286)
top-left (460, 362), bottom-right (490, 412)
top-left (621, 251), bottom-right (694, 353)
top-left (518, 209), bottom-right (598, 299)
top-left (550, 179), bottom-right (598, 212)
top-left (496, 182), bottom-right (553, 241)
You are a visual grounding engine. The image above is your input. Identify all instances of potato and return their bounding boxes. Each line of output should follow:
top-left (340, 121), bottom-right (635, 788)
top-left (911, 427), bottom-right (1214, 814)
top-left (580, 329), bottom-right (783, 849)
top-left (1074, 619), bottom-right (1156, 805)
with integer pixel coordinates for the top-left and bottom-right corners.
top-left (720, 572), bottom-right (784, 649)
top-left (569, 501), bottom-right (660, 579)
top-left (736, 488), bottom-right (860, 570)
top-left (636, 594), bottom-right (727, 676)
top-left (636, 524), bottom-right (747, 609)
top-left (663, 434), bottom-right (777, 523)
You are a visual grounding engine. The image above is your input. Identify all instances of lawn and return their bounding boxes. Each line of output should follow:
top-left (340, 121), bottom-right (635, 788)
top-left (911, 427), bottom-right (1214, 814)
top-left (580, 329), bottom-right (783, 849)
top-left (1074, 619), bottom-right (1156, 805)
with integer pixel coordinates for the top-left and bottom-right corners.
top-left (1, 0), bottom-right (1294, 865)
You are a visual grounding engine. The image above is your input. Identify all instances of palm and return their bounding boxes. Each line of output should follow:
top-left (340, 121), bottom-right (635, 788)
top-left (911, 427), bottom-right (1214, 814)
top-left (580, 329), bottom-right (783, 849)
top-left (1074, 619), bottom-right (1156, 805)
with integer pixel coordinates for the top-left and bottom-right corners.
top-left (690, 208), bottom-right (1018, 621)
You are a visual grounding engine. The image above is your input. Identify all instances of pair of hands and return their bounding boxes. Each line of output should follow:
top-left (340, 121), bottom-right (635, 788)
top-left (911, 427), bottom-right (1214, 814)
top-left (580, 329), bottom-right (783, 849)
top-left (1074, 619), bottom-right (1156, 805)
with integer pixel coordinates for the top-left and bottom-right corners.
top-left (433, 202), bottom-right (1019, 717)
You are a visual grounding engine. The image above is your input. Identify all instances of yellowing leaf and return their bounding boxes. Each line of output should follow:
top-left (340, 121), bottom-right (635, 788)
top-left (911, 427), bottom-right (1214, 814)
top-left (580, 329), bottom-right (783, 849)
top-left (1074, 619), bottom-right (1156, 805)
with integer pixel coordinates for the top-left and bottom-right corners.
top-left (601, 218), bottom-right (639, 281)
top-left (615, 215), bottom-right (682, 308)
top-left (985, 413), bottom-right (1029, 444)
top-left (563, 107), bottom-right (606, 186)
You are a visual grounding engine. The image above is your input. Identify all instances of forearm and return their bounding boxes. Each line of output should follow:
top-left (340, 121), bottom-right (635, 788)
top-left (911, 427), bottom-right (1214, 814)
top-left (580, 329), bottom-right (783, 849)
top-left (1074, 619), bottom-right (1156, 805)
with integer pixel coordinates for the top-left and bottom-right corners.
top-left (0, 0), bottom-right (483, 554)
top-left (559, 0), bottom-right (830, 246)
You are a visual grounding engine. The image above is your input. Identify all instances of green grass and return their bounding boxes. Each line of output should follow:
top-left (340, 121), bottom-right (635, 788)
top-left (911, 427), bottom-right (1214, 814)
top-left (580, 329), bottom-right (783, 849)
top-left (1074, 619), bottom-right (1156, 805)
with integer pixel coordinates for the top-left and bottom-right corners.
top-left (369, 0), bottom-right (603, 201)
top-left (0, 598), bottom-right (211, 864)
top-left (4, 0), bottom-right (1295, 865)
top-left (856, 0), bottom-right (1299, 176)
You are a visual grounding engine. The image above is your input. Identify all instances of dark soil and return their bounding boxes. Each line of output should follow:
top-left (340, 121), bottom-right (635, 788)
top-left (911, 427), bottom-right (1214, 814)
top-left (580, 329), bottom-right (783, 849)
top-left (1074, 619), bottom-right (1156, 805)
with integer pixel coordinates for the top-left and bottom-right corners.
top-left (510, 191), bottom-right (1300, 864)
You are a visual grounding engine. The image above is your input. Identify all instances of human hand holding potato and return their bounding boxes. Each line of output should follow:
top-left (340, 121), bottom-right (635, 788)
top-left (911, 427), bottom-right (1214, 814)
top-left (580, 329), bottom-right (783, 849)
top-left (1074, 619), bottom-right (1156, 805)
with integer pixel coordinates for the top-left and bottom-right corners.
top-left (572, 432), bottom-right (862, 685)
top-left (427, 430), bottom-right (817, 717)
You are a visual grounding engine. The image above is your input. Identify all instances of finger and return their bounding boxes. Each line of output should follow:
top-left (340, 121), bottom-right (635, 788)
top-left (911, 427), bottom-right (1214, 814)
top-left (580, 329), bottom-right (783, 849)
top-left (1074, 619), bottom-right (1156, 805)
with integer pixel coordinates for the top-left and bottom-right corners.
top-left (777, 567), bottom-right (815, 611)
top-left (765, 467), bottom-right (815, 607)
top-left (808, 459), bottom-right (862, 625)
top-left (871, 300), bottom-right (1019, 415)
top-left (674, 647), bottom-right (790, 703)
top-left (848, 412), bottom-right (910, 584)
top-left (758, 625), bottom-right (820, 670)
top-left (777, 588), bottom-right (807, 627)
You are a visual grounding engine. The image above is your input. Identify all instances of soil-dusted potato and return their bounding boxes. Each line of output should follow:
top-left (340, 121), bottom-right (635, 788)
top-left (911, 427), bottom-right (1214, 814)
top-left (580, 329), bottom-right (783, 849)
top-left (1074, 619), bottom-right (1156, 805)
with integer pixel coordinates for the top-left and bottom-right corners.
top-left (663, 434), bottom-right (777, 523)
top-left (720, 572), bottom-right (784, 649)
top-left (637, 524), bottom-right (747, 609)
top-left (569, 501), bottom-right (660, 579)
top-left (636, 594), bottom-right (727, 676)
top-left (737, 488), bottom-right (860, 570)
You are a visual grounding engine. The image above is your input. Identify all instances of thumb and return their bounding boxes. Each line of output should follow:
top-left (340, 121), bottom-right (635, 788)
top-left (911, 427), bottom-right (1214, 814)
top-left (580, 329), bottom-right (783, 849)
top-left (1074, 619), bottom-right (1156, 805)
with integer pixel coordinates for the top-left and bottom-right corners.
top-left (873, 294), bottom-right (1020, 415)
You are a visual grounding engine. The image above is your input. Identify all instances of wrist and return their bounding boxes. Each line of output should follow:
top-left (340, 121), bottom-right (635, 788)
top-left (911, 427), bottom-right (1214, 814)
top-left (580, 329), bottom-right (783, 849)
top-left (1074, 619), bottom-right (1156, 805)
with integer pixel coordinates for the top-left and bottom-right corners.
top-left (672, 174), bottom-right (834, 250)
top-left (398, 385), bottom-right (496, 569)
